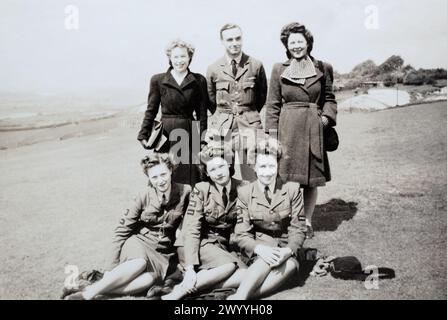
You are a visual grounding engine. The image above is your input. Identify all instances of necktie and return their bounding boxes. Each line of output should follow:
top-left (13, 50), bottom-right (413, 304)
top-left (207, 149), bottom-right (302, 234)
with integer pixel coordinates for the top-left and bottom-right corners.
top-left (161, 194), bottom-right (167, 211)
top-left (222, 186), bottom-right (228, 208)
top-left (231, 59), bottom-right (237, 77)
top-left (264, 186), bottom-right (272, 205)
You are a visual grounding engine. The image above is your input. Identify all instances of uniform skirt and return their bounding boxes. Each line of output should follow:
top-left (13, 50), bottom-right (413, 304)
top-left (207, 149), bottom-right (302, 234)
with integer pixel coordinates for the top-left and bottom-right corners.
top-left (242, 234), bottom-right (299, 272)
top-left (177, 242), bottom-right (246, 271)
top-left (119, 234), bottom-right (177, 281)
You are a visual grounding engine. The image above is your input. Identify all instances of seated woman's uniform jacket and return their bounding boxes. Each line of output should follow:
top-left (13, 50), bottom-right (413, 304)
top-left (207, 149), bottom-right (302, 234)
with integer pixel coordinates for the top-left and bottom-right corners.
top-left (107, 183), bottom-right (191, 270)
top-left (234, 178), bottom-right (307, 259)
top-left (175, 178), bottom-right (244, 267)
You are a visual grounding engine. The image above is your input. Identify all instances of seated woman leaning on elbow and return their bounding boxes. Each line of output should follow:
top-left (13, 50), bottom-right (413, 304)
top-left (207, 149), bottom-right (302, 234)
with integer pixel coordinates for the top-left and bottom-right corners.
top-left (65, 152), bottom-right (190, 300)
top-left (227, 138), bottom-right (307, 300)
top-left (162, 141), bottom-right (247, 300)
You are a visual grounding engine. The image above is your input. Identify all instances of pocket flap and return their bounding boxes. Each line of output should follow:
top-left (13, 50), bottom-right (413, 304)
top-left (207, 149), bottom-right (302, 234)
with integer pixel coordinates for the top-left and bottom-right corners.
top-left (242, 81), bottom-right (255, 89)
top-left (249, 211), bottom-right (264, 221)
top-left (244, 111), bottom-right (261, 124)
top-left (216, 81), bottom-right (230, 91)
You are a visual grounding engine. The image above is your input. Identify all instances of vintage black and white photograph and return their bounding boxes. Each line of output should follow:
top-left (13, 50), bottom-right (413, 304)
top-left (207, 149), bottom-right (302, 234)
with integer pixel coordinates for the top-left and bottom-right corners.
top-left (0, 0), bottom-right (446, 301)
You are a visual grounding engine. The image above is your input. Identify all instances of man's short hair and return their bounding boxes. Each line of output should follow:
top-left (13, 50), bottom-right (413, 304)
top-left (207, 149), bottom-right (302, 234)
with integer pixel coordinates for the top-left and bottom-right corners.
top-left (219, 23), bottom-right (242, 39)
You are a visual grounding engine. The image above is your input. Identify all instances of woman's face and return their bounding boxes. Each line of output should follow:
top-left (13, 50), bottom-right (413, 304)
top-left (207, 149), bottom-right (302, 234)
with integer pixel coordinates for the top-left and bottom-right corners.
top-left (255, 154), bottom-right (278, 186)
top-left (287, 33), bottom-right (308, 60)
top-left (206, 157), bottom-right (231, 187)
top-left (147, 163), bottom-right (172, 193)
top-left (170, 46), bottom-right (190, 73)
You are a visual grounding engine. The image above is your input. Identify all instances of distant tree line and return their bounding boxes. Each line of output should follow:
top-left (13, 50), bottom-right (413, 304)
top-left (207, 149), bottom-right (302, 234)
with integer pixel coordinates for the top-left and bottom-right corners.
top-left (335, 55), bottom-right (447, 89)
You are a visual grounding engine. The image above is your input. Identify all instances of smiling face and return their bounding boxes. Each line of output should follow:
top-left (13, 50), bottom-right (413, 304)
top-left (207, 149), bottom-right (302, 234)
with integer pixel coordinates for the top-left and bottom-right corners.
top-left (287, 33), bottom-right (308, 60)
top-left (147, 163), bottom-right (172, 193)
top-left (170, 46), bottom-right (190, 73)
top-left (255, 154), bottom-right (278, 186)
top-left (221, 27), bottom-right (243, 58)
top-left (206, 157), bottom-right (231, 187)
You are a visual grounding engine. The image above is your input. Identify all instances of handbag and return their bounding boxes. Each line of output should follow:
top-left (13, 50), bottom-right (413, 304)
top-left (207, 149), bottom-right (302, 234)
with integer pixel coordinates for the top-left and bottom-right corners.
top-left (146, 120), bottom-right (168, 151)
top-left (316, 59), bottom-right (339, 152)
top-left (324, 126), bottom-right (339, 152)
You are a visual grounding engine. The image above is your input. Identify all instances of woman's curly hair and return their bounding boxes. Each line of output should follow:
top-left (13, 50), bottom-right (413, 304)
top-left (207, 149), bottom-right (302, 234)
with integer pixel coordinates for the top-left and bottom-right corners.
top-left (280, 22), bottom-right (314, 59)
top-left (254, 138), bottom-right (283, 161)
top-left (165, 39), bottom-right (195, 67)
top-left (140, 151), bottom-right (175, 177)
top-left (198, 141), bottom-right (235, 179)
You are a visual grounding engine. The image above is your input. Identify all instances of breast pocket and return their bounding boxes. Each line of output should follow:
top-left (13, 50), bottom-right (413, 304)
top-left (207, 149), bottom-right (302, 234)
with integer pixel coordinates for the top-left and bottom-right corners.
top-left (242, 81), bottom-right (256, 104)
top-left (204, 207), bottom-right (219, 225)
top-left (140, 208), bottom-right (160, 224)
top-left (275, 206), bottom-right (292, 219)
top-left (248, 211), bottom-right (264, 222)
top-left (164, 209), bottom-right (183, 227)
top-left (216, 81), bottom-right (230, 102)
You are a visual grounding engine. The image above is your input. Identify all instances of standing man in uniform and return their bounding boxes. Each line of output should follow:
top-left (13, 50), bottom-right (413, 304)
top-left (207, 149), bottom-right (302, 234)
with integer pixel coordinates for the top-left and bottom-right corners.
top-left (206, 23), bottom-right (268, 181)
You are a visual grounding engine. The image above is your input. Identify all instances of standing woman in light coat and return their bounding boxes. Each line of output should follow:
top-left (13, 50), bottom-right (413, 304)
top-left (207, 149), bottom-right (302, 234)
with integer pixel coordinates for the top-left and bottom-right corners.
top-left (264, 22), bottom-right (337, 238)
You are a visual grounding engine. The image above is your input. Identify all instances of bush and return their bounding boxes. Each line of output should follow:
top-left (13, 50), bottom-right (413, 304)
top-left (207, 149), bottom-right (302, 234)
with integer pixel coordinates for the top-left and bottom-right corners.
top-left (383, 74), bottom-right (397, 87)
top-left (404, 72), bottom-right (426, 85)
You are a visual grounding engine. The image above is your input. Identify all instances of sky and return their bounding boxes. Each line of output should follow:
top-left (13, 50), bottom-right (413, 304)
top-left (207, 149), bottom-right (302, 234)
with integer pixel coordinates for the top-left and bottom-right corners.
top-left (1, 0), bottom-right (446, 102)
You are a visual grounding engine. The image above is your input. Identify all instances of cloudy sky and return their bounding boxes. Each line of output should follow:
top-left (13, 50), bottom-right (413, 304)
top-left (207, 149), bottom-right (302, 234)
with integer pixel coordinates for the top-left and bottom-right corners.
top-left (1, 0), bottom-right (446, 100)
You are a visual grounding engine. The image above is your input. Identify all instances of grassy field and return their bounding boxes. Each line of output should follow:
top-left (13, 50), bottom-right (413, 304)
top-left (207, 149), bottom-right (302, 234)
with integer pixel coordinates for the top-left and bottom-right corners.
top-left (0, 101), bottom-right (446, 299)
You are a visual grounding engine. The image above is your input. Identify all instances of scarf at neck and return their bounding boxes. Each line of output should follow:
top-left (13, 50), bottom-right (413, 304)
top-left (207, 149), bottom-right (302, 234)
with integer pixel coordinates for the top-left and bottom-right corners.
top-left (281, 56), bottom-right (317, 85)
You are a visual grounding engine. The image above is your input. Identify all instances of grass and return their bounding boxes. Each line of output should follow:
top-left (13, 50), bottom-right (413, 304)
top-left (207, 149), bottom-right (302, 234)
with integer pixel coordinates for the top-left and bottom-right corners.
top-left (0, 101), bottom-right (446, 299)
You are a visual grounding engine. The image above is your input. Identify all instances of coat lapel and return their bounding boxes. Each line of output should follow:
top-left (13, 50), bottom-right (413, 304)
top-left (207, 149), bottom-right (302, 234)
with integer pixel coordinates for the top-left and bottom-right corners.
top-left (180, 72), bottom-right (197, 90)
top-left (148, 186), bottom-right (163, 212)
top-left (304, 60), bottom-right (324, 90)
top-left (226, 178), bottom-right (241, 211)
top-left (235, 53), bottom-right (249, 80)
top-left (219, 57), bottom-right (234, 79)
top-left (165, 182), bottom-right (181, 209)
top-left (161, 69), bottom-right (197, 101)
top-left (253, 182), bottom-right (270, 208)
top-left (210, 183), bottom-right (226, 209)
top-left (270, 178), bottom-right (287, 210)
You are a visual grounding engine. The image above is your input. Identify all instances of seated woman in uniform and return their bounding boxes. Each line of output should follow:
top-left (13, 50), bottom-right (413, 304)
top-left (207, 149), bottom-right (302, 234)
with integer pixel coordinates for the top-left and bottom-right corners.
top-left (162, 141), bottom-right (247, 300)
top-left (65, 152), bottom-right (190, 299)
top-left (227, 138), bottom-right (307, 300)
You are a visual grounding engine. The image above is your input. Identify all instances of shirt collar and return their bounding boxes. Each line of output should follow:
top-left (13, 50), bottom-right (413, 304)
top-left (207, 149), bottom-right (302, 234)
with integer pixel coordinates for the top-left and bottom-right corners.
top-left (226, 53), bottom-right (242, 65)
top-left (257, 180), bottom-right (276, 194)
top-left (156, 185), bottom-right (171, 204)
top-left (216, 180), bottom-right (231, 195)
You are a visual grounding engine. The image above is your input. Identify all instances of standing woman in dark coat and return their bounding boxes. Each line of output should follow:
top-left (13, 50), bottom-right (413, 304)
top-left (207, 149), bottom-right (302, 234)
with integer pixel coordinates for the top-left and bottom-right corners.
top-left (264, 22), bottom-right (337, 238)
top-left (138, 40), bottom-right (209, 186)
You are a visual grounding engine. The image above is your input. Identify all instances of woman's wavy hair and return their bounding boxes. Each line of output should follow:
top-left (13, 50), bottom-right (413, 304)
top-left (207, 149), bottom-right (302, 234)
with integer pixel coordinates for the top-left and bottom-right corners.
top-left (165, 39), bottom-right (195, 68)
top-left (254, 138), bottom-right (283, 161)
top-left (280, 22), bottom-right (314, 59)
top-left (140, 151), bottom-right (175, 177)
top-left (198, 141), bottom-right (235, 181)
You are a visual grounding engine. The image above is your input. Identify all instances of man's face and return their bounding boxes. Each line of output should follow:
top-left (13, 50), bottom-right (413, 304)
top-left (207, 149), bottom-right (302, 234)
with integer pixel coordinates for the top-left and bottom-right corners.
top-left (221, 27), bottom-right (243, 57)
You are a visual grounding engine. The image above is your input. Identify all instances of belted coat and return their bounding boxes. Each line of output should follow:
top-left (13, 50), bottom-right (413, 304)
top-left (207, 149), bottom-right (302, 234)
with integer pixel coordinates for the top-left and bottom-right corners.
top-left (264, 58), bottom-right (337, 187)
